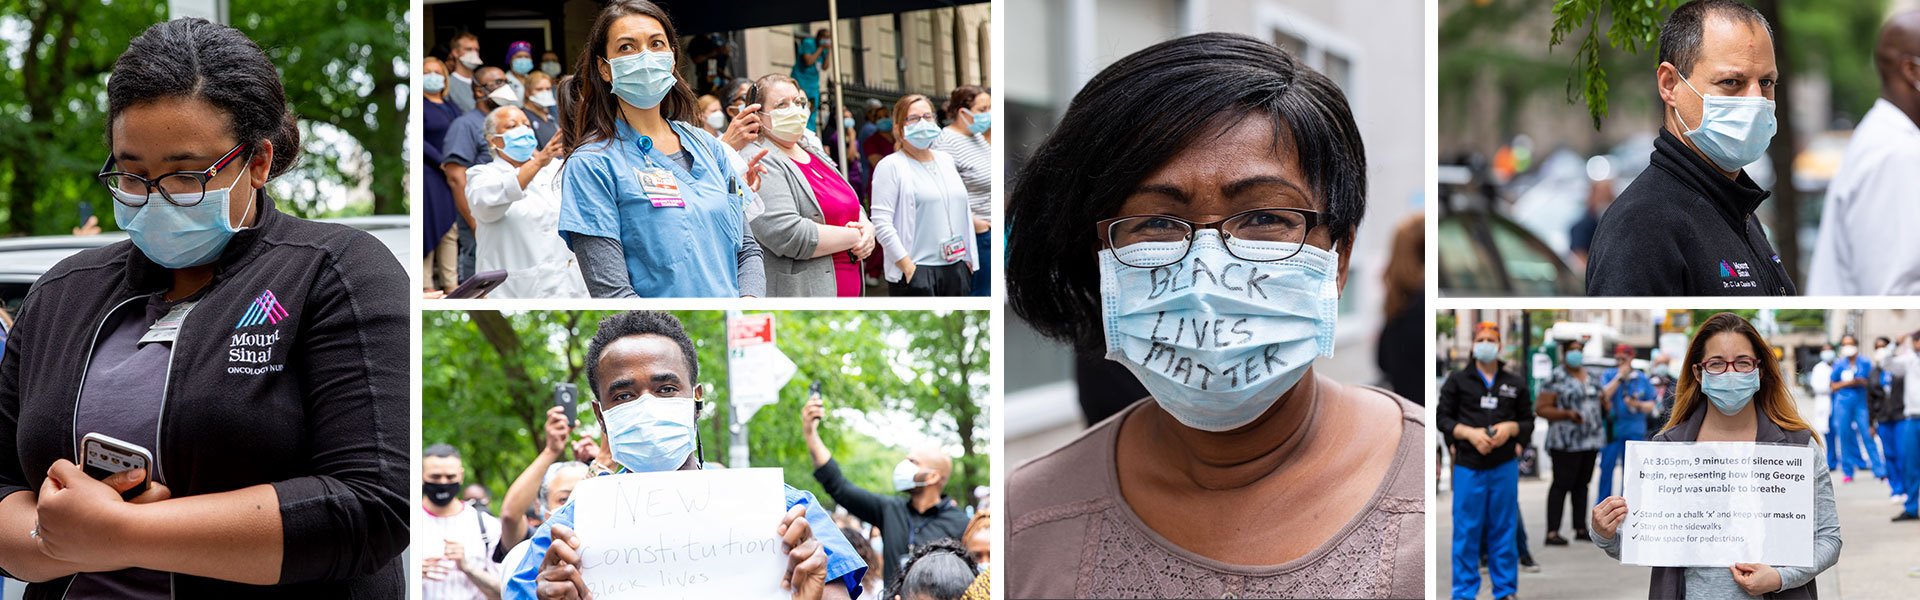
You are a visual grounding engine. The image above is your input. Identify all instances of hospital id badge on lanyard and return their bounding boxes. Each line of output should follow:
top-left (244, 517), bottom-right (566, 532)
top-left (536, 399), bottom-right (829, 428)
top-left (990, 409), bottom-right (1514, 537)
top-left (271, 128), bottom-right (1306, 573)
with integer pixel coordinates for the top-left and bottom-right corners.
top-left (940, 235), bottom-right (967, 263)
top-left (634, 135), bottom-right (684, 208)
top-left (639, 167), bottom-right (684, 208)
top-left (139, 300), bottom-right (198, 345)
top-left (1479, 371), bottom-right (1499, 409)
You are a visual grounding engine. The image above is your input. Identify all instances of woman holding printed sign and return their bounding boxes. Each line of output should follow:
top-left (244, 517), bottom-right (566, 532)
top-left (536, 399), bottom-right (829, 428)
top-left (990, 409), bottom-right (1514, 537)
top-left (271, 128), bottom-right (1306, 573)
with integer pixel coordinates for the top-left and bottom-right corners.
top-left (0, 17), bottom-right (409, 598)
top-left (1591, 312), bottom-right (1839, 598)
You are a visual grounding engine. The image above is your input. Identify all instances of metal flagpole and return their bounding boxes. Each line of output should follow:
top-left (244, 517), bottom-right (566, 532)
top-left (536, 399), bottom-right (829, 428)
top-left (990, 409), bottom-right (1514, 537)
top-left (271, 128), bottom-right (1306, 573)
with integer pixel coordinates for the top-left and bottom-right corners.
top-left (830, 0), bottom-right (848, 174)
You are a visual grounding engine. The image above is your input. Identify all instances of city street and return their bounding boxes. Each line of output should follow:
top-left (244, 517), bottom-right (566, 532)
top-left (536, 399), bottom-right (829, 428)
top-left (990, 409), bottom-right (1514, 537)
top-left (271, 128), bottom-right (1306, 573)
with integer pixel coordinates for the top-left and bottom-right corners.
top-left (1437, 393), bottom-right (1920, 599)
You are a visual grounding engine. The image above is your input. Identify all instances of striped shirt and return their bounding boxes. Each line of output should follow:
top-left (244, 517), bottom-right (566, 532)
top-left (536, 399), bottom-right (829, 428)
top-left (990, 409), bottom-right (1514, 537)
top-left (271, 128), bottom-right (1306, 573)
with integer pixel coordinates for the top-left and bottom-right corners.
top-left (932, 128), bottom-right (992, 219)
top-left (417, 501), bottom-right (502, 600)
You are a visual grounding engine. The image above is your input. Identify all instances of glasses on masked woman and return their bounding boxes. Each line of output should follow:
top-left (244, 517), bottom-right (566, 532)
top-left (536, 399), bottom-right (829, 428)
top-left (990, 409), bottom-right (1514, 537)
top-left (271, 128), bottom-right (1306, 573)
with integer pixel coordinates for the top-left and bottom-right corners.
top-left (1095, 207), bottom-right (1324, 268)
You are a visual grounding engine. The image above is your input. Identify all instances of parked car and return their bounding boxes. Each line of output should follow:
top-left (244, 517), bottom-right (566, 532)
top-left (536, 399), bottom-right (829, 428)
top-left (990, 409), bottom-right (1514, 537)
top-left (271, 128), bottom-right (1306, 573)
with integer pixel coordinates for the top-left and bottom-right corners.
top-left (0, 215), bottom-right (407, 317)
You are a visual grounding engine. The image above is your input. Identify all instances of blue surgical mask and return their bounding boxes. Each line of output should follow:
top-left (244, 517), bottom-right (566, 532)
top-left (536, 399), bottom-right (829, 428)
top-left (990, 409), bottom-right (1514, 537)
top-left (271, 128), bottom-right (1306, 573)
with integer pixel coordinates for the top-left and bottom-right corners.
top-left (604, 51), bottom-right (677, 110)
top-left (892, 459), bottom-right (927, 492)
top-left (967, 110), bottom-right (991, 135)
top-left (1565, 351), bottom-right (1584, 368)
top-left (601, 395), bottom-right (697, 473)
top-left (903, 120), bottom-right (941, 149)
top-left (512, 57), bottom-right (534, 75)
top-left (876, 118), bottom-right (893, 132)
top-left (1099, 230), bottom-right (1339, 432)
top-left (423, 73), bottom-right (447, 94)
top-left (1473, 341), bottom-right (1499, 363)
top-left (843, 117), bottom-right (855, 130)
top-left (1820, 349), bottom-right (1836, 362)
top-left (112, 172), bottom-right (253, 269)
top-left (493, 125), bottom-right (539, 162)
top-left (542, 60), bottom-right (562, 76)
top-left (1673, 75), bottom-right (1776, 172)
top-left (1701, 370), bottom-right (1760, 416)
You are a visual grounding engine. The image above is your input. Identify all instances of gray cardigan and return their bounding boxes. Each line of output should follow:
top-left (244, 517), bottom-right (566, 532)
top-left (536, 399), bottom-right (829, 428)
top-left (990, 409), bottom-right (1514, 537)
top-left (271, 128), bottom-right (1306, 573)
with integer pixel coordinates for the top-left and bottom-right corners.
top-left (1593, 402), bottom-right (1839, 599)
top-left (747, 137), bottom-right (860, 297)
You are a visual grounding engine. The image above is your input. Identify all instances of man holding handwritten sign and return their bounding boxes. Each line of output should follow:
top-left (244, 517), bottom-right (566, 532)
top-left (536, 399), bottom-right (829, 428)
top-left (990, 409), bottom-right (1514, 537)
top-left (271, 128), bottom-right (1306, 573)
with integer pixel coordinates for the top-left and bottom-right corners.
top-left (505, 311), bottom-right (867, 600)
top-left (1590, 311), bottom-right (1838, 599)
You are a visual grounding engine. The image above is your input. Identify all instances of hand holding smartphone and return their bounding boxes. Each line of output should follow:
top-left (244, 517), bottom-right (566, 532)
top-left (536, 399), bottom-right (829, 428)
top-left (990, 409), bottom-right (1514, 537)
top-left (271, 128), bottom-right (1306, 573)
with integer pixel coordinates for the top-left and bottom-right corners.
top-left (80, 432), bottom-right (152, 502)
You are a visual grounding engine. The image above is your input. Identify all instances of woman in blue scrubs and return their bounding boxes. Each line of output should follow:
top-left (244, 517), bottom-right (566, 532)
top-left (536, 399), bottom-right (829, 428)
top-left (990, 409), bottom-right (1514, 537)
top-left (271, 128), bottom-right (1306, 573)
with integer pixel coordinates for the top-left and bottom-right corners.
top-left (557, 0), bottom-right (769, 298)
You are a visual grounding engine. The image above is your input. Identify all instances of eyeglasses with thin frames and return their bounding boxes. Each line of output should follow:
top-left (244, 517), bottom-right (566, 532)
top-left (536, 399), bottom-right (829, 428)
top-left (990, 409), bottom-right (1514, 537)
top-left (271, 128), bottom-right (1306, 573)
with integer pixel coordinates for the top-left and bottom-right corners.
top-left (1095, 207), bottom-right (1324, 268)
top-left (97, 142), bottom-right (250, 207)
top-left (1698, 357), bottom-right (1760, 375)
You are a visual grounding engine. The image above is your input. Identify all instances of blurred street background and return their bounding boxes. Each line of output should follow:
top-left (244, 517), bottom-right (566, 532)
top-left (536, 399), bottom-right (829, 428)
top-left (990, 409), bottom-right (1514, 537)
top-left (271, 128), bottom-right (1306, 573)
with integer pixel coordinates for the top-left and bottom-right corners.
top-left (1436, 0), bottom-right (1920, 296)
top-left (1004, 0), bottom-right (1427, 465)
top-left (1436, 307), bottom-right (1920, 599)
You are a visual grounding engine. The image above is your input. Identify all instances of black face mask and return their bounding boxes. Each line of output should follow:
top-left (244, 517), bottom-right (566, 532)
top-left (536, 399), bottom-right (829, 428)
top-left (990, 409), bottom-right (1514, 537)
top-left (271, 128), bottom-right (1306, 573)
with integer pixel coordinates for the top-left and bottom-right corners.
top-left (424, 480), bottom-right (461, 506)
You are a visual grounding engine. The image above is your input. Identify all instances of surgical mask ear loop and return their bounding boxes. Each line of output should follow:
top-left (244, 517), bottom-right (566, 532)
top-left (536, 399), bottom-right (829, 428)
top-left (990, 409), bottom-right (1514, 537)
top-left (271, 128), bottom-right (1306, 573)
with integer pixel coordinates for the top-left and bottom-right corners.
top-left (1671, 68), bottom-right (1708, 135)
top-left (230, 153), bottom-right (257, 230)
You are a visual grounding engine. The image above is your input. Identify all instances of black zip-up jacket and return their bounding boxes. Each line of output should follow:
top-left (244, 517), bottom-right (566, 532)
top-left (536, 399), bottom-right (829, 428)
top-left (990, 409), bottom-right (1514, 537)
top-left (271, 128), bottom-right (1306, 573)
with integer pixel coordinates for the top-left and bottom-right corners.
top-left (0, 195), bottom-right (409, 598)
top-left (1436, 362), bottom-right (1535, 470)
top-left (812, 457), bottom-right (969, 586)
top-left (1586, 128), bottom-right (1795, 296)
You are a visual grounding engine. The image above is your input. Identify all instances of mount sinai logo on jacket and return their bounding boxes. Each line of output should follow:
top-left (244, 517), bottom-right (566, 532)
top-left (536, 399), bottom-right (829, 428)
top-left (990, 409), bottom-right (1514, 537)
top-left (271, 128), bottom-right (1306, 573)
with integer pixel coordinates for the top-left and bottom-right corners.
top-left (229, 289), bottom-right (287, 374)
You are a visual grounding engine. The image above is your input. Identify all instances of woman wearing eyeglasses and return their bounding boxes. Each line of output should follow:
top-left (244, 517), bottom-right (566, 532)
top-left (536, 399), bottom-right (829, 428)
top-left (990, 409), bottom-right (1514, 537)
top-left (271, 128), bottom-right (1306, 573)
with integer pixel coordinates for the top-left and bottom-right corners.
top-left (1003, 34), bottom-right (1421, 598)
top-left (557, 0), bottom-right (771, 298)
top-left (741, 74), bottom-right (875, 297)
top-left (1591, 312), bottom-right (1839, 598)
top-left (871, 94), bottom-right (976, 296)
top-left (0, 18), bottom-right (408, 599)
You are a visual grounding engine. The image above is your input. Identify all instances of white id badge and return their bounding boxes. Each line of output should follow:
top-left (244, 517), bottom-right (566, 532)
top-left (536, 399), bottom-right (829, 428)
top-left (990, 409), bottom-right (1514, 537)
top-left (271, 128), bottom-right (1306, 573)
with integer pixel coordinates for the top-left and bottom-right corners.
top-left (638, 167), bottom-right (684, 208)
top-left (139, 300), bottom-right (198, 345)
top-left (1480, 394), bottom-right (1499, 410)
top-left (940, 235), bottom-right (967, 263)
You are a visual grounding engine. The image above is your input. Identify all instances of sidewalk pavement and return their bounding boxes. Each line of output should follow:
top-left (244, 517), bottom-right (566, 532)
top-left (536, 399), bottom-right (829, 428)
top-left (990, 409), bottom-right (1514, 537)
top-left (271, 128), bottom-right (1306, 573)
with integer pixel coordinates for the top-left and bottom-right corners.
top-left (1437, 449), bottom-right (1920, 599)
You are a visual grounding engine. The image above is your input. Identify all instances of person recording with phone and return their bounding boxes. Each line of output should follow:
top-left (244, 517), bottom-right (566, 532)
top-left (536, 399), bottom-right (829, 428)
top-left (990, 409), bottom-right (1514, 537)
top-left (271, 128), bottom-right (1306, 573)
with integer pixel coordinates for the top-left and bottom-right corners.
top-left (801, 383), bottom-right (970, 587)
top-left (0, 17), bottom-right (408, 598)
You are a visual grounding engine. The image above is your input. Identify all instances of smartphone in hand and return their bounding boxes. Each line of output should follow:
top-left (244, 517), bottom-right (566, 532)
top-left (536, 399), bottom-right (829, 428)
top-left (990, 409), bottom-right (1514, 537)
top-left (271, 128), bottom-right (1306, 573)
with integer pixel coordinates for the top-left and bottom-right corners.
top-left (554, 383), bottom-right (579, 428)
top-left (81, 432), bottom-right (152, 501)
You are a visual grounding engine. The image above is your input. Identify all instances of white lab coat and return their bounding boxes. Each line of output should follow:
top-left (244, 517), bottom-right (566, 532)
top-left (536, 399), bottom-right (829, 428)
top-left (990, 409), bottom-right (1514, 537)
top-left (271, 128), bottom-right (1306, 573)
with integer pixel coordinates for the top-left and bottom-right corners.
top-left (1810, 360), bottom-right (1833, 434)
top-left (1806, 98), bottom-right (1920, 295)
top-left (466, 154), bottom-right (589, 298)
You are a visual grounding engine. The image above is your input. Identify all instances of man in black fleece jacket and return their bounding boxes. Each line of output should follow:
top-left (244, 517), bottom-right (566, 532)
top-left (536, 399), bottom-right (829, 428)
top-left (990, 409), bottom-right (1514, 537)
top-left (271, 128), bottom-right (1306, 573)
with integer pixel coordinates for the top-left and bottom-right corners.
top-left (1586, 0), bottom-right (1795, 296)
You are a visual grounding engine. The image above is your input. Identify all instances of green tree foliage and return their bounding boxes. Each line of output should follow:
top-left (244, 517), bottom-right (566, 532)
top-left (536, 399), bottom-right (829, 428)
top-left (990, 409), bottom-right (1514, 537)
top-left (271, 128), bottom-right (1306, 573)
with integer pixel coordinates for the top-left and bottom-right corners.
top-left (1549, 0), bottom-right (1684, 130)
top-left (422, 310), bottom-right (992, 516)
top-left (0, 0), bottom-right (407, 236)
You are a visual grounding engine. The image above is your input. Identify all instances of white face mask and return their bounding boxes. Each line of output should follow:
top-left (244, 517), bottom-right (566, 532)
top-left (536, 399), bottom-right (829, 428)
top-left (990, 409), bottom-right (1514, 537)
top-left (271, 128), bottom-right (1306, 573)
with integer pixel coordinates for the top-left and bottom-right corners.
top-left (892, 458), bottom-right (928, 491)
top-left (1671, 74), bottom-right (1776, 172)
top-left (457, 50), bottom-right (482, 69)
top-left (529, 90), bottom-right (556, 108)
top-left (704, 110), bottom-right (726, 131)
top-left (488, 83), bottom-right (521, 108)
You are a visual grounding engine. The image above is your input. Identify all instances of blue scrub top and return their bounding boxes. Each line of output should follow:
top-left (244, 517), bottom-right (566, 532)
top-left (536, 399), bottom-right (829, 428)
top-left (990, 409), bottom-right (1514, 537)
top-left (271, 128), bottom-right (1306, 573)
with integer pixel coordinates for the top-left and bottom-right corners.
top-left (1602, 368), bottom-right (1654, 439)
top-left (1831, 356), bottom-right (1872, 406)
top-left (503, 472), bottom-right (867, 600)
top-left (559, 118), bottom-right (748, 297)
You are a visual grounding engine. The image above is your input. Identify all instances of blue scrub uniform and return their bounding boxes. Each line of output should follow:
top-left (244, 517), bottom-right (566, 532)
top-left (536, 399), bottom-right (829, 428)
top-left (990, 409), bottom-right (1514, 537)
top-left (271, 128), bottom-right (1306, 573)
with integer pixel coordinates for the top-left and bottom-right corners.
top-left (1453, 460), bottom-right (1518, 600)
top-left (560, 119), bottom-right (749, 297)
top-left (1831, 356), bottom-right (1885, 478)
top-left (1596, 368), bottom-right (1653, 501)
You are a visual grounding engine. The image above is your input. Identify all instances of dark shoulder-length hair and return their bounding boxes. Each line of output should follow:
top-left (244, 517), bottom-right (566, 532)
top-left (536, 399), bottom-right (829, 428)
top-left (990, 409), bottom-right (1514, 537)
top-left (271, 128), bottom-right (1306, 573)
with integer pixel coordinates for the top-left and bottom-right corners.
top-left (1006, 32), bottom-right (1367, 354)
top-left (108, 17), bottom-right (302, 178)
top-left (564, 0), bottom-right (697, 157)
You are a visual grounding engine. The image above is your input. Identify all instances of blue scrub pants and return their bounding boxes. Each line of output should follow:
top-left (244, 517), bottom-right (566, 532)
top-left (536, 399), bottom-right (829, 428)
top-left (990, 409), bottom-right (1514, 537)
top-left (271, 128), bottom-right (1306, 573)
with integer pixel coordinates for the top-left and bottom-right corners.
top-left (1452, 461), bottom-right (1518, 599)
top-left (1899, 418), bottom-right (1920, 516)
top-left (1596, 433), bottom-right (1641, 502)
top-left (1828, 405), bottom-right (1841, 468)
top-left (1834, 395), bottom-right (1884, 478)
top-left (1880, 422), bottom-right (1905, 497)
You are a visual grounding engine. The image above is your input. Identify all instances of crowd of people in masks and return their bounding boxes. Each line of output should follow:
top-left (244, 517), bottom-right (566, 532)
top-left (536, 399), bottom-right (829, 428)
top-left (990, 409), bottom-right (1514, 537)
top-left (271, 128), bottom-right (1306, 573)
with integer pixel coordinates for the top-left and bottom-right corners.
top-left (420, 0), bottom-right (992, 299)
top-left (417, 311), bottom-right (991, 600)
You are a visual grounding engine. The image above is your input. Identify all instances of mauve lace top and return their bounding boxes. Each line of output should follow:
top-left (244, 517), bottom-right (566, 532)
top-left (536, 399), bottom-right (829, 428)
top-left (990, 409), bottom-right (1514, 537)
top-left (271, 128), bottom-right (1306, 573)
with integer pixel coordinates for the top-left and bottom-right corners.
top-left (1007, 387), bottom-right (1426, 599)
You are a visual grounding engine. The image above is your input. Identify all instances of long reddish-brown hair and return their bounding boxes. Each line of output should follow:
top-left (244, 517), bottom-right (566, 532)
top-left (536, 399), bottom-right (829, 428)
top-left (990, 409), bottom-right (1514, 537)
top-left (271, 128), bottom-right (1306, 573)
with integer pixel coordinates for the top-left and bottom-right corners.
top-left (1664, 312), bottom-right (1819, 443)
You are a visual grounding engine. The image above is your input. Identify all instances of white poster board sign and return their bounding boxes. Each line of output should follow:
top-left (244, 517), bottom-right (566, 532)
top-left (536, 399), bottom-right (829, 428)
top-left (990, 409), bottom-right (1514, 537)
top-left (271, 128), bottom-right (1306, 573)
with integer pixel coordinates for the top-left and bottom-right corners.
top-left (570, 468), bottom-right (788, 599)
top-left (1621, 441), bottom-right (1816, 567)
